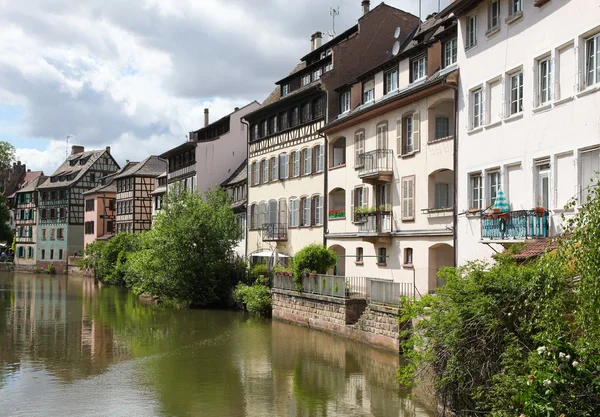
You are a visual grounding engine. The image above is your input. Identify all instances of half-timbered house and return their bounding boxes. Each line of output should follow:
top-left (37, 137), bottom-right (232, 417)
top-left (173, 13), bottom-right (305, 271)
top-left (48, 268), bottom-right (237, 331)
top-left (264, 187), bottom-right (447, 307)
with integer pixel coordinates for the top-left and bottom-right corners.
top-left (114, 156), bottom-right (166, 234)
top-left (151, 171), bottom-right (167, 219)
top-left (221, 159), bottom-right (248, 259)
top-left (36, 146), bottom-right (120, 272)
top-left (14, 172), bottom-right (45, 269)
top-left (246, 1), bottom-right (420, 259)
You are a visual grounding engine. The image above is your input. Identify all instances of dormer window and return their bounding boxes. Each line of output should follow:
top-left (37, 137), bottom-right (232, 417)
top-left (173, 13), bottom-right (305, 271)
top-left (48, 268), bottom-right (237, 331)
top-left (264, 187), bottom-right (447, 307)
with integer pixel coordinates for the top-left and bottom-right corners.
top-left (443, 38), bottom-right (457, 68)
top-left (340, 91), bottom-right (351, 113)
top-left (282, 84), bottom-right (290, 96)
top-left (363, 78), bottom-right (375, 103)
top-left (384, 69), bottom-right (398, 94)
top-left (411, 54), bottom-right (427, 82)
top-left (325, 62), bottom-right (333, 73)
top-left (301, 74), bottom-right (311, 86)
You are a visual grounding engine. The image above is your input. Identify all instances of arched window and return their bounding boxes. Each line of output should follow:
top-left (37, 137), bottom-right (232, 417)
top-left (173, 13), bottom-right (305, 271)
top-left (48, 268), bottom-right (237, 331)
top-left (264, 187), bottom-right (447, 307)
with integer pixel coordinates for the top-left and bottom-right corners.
top-left (288, 197), bottom-right (299, 227)
top-left (291, 151), bottom-right (300, 177)
top-left (279, 153), bottom-right (289, 180)
top-left (314, 144), bottom-right (324, 172)
top-left (270, 157), bottom-right (278, 181)
top-left (312, 194), bottom-right (323, 225)
top-left (302, 148), bottom-right (312, 176)
top-left (300, 196), bottom-right (311, 227)
top-left (261, 159), bottom-right (269, 184)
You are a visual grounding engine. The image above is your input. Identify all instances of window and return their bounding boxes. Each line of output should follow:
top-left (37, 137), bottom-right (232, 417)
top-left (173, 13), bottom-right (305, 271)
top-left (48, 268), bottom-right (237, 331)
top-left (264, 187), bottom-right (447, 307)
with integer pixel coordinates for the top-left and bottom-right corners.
top-left (301, 103), bottom-right (311, 123)
top-left (252, 124), bottom-right (259, 140)
top-left (356, 247), bottom-right (364, 263)
top-left (41, 249), bottom-right (45, 260)
top-left (313, 69), bottom-right (322, 81)
top-left (538, 56), bottom-right (552, 105)
top-left (282, 84), bottom-right (290, 96)
top-left (411, 55), bottom-right (426, 82)
top-left (292, 151), bottom-right (300, 177)
top-left (471, 88), bottom-right (483, 129)
top-left (376, 123), bottom-right (388, 150)
top-left (580, 148), bottom-right (600, 203)
top-left (363, 78), bottom-right (375, 103)
top-left (253, 162), bottom-right (259, 186)
top-left (269, 116), bottom-right (277, 135)
top-left (57, 228), bottom-right (64, 240)
top-left (270, 157), bottom-right (278, 182)
top-left (509, 0), bottom-right (522, 16)
top-left (300, 197), bottom-right (312, 226)
top-left (535, 159), bottom-right (551, 209)
top-left (509, 71), bottom-right (524, 115)
top-left (58, 249), bottom-right (63, 260)
top-left (443, 38), bottom-right (457, 68)
top-left (488, 171), bottom-right (501, 205)
top-left (109, 199), bottom-right (115, 211)
top-left (250, 204), bottom-right (257, 229)
top-left (313, 195), bottom-right (323, 226)
top-left (301, 74), bottom-right (311, 86)
top-left (85, 199), bottom-right (94, 212)
top-left (261, 159), bottom-right (269, 184)
top-left (488, 0), bottom-right (499, 30)
top-left (404, 248), bottom-right (413, 265)
top-left (384, 69), bottom-right (398, 94)
top-left (50, 229), bottom-right (55, 240)
top-left (435, 183), bottom-right (450, 209)
top-left (466, 15), bottom-right (477, 48)
top-left (85, 221), bottom-right (94, 235)
top-left (315, 145), bottom-right (324, 172)
top-left (313, 97), bottom-right (326, 119)
top-left (435, 117), bottom-right (450, 139)
top-left (399, 114), bottom-right (420, 154)
top-left (340, 91), bottom-right (351, 113)
top-left (50, 249), bottom-right (54, 260)
top-left (279, 111), bottom-right (289, 130)
top-left (401, 176), bottom-right (415, 220)
top-left (28, 247), bottom-right (33, 258)
top-left (377, 248), bottom-right (387, 265)
top-left (351, 186), bottom-right (369, 223)
top-left (291, 107), bottom-right (299, 126)
top-left (469, 174), bottom-right (483, 210)
top-left (279, 154), bottom-right (289, 180)
top-left (288, 198), bottom-right (299, 227)
top-left (354, 130), bottom-right (365, 167)
top-left (302, 148), bottom-right (312, 175)
top-left (325, 62), bottom-right (332, 72)
top-left (585, 34), bottom-right (600, 87)
top-left (41, 229), bottom-right (46, 240)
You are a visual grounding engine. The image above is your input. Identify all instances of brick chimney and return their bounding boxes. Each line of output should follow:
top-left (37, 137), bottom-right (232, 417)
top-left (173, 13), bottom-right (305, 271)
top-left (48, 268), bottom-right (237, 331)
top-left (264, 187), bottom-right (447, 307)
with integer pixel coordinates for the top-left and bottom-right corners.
top-left (71, 145), bottom-right (84, 155)
top-left (105, 146), bottom-right (111, 155)
top-left (361, 0), bottom-right (370, 15)
top-left (311, 32), bottom-right (322, 51)
top-left (204, 108), bottom-right (209, 127)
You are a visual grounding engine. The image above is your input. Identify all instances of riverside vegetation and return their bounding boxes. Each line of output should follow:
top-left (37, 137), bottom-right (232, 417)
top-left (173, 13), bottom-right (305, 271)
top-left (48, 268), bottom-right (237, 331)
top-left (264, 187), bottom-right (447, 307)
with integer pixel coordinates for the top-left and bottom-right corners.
top-left (398, 179), bottom-right (600, 417)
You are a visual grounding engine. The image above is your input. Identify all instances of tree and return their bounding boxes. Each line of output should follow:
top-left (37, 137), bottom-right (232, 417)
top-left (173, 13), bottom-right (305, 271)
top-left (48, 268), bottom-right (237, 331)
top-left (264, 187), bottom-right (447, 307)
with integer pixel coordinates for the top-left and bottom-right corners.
top-left (80, 234), bottom-right (140, 285)
top-left (0, 194), bottom-right (13, 244)
top-left (126, 187), bottom-right (242, 307)
top-left (292, 244), bottom-right (337, 289)
top-left (0, 142), bottom-right (15, 172)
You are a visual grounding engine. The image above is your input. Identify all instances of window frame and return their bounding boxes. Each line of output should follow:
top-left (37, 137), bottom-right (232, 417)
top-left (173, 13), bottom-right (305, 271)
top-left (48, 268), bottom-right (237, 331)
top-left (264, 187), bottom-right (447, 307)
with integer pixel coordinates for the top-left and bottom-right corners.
top-left (538, 55), bottom-right (553, 105)
top-left (487, 170), bottom-right (501, 206)
top-left (509, 0), bottom-right (523, 17)
top-left (340, 91), bottom-right (351, 113)
top-left (443, 38), bottom-right (458, 68)
top-left (411, 54), bottom-right (427, 83)
top-left (435, 116), bottom-right (450, 140)
top-left (466, 15), bottom-right (477, 48)
top-left (355, 247), bottom-right (364, 264)
top-left (301, 73), bottom-right (311, 86)
top-left (404, 248), bottom-right (414, 266)
top-left (384, 69), bottom-right (399, 94)
top-left (584, 33), bottom-right (600, 88)
top-left (363, 78), bottom-right (375, 103)
top-left (488, 0), bottom-right (500, 31)
top-left (509, 70), bottom-right (524, 115)
top-left (377, 247), bottom-right (387, 266)
top-left (354, 130), bottom-right (365, 168)
top-left (469, 173), bottom-right (483, 210)
top-left (471, 87), bottom-right (483, 129)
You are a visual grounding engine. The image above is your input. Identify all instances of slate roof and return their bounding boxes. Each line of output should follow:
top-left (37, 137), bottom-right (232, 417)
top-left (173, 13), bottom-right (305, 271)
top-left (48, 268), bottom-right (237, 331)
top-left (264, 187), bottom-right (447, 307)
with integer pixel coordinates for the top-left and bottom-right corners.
top-left (261, 62), bottom-right (308, 107)
top-left (510, 239), bottom-right (560, 262)
top-left (113, 156), bottom-right (166, 179)
top-left (37, 149), bottom-right (111, 190)
top-left (221, 159), bottom-right (247, 187)
top-left (83, 161), bottom-right (138, 195)
top-left (15, 172), bottom-right (45, 194)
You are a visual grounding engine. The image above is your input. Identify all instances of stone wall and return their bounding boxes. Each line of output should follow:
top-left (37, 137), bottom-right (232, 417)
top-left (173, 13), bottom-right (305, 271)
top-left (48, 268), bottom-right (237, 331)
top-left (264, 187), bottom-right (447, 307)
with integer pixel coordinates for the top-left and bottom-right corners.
top-left (272, 288), bottom-right (400, 352)
top-left (36, 260), bottom-right (67, 274)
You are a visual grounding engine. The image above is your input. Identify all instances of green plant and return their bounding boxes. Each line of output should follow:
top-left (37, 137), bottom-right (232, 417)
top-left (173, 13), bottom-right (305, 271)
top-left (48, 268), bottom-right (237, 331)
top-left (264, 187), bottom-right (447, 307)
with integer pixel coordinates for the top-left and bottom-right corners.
top-left (233, 279), bottom-right (272, 315)
top-left (272, 264), bottom-right (292, 275)
top-left (251, 263), bottom-right (269, 279)
top-left (378, 204), bottom-right (392, 212)
top-left (46, 264), bottom-right (56, 275)
top-left (293, 244), bottom-right (337, 290)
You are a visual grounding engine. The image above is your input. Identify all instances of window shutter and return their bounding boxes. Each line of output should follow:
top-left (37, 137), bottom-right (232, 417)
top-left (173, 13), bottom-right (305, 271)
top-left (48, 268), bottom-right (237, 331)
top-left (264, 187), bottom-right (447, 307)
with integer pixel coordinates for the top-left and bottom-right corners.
top-left (279, 199), bottom-right (287, 225)
top-left (288, 200), bottom-right (294, 226)
top-left (272, 157), bottom-right (278, 181)
top-left (311, 147), bottom-right (317, 173)
top-left (413, 113), bottom-right (420, 152)
top-left (311, 197), bottom-right (316, 225)
top-left (396, 119), bottom-right (402, 154)
top-left (350, 189), bottom-right (355, 223)
top-left (409, 177), bottom-right (415, 218)
top-left (363, 186), bottom-right (369, 208)
top-left (532, 65), bottom-right (538, 107)
top-left (306, 197), bottom-right (312, 226)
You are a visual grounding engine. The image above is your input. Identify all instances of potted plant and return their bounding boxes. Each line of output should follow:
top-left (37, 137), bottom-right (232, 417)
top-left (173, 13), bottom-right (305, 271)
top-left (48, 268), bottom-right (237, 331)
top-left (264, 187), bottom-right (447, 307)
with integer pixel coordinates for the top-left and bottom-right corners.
top-left (533, 207), bottom-right (546, 217)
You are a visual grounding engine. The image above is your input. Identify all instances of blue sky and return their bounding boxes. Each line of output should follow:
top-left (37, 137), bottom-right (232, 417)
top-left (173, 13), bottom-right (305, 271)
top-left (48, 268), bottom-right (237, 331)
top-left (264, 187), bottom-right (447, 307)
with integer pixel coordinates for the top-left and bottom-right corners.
top-left (0, 0), bottom-right (450, 175)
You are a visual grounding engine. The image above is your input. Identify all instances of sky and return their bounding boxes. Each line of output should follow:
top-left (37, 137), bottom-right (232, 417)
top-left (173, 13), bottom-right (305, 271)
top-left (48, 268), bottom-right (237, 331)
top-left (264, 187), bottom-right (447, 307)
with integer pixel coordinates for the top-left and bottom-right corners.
top-left (0, 0), bottom-right (450, 175)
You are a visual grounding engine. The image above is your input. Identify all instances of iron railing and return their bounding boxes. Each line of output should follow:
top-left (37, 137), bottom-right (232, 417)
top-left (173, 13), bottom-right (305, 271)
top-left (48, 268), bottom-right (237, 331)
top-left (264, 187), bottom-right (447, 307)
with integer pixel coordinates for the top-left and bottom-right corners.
top-left (357, 211), bottom-right (392, 234)
top-left (481, 210), bottom-right (549, 240)
top-left (357, 149), bottom-right (393, 178)
top-left (262, 223), bottom-right (288, 241)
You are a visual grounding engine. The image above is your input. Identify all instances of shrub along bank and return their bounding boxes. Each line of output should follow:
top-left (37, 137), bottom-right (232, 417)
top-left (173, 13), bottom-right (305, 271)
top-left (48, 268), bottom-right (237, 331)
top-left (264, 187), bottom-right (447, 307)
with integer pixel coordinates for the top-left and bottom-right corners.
top-left (398, 181), bottom-right (600, 417)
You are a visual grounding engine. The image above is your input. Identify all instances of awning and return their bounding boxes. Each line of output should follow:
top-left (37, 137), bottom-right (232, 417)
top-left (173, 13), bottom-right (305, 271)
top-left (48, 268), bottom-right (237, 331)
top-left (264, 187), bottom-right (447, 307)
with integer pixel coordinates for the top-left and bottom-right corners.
top-left (249, 250), bottom-right (291, 258)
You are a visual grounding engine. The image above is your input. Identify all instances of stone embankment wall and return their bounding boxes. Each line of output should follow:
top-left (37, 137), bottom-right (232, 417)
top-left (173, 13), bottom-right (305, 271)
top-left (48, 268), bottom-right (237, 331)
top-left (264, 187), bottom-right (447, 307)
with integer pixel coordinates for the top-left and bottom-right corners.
top-left (272, 288), bottom-right (400, 352)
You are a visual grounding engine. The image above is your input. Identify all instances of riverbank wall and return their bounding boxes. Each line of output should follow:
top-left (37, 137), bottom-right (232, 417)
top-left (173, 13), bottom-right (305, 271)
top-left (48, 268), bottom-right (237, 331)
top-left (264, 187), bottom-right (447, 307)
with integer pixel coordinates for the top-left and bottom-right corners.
top-left (272, 288), bottom-right (401, 352)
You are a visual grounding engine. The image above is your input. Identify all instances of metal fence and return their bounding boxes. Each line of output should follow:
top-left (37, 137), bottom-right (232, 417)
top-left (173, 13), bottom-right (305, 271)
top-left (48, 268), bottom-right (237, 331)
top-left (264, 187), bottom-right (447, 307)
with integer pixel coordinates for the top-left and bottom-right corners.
top-left (272, 274), bottom-right (295, 291)
top-left (481, 210), bottom-right (549, 240)
top-left (302, 274), bottom-right (346, 298)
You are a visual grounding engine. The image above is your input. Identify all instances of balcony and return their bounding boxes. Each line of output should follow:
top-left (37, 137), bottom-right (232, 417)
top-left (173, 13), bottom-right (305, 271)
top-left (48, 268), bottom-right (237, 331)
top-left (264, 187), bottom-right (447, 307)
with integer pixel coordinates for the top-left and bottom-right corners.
top-left (357, 211), bottom-right (392, 244)
top-left (357, 150), bottom-right (393, 184)
top-left (481, 210), bottom-right (549, 241)
top-left (262, 223), bottom-right (288, 242)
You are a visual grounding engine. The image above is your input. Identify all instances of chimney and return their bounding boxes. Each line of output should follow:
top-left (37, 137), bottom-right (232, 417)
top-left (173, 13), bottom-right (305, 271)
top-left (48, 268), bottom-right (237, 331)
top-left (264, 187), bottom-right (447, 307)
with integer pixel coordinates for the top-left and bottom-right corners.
top-left (204, 108), bottom-right (209, 127)
top-left (361, 0), bottom-right (370, 15)
top-left (71, 145), bottom-right (84, 155)
top-left (311, 31), bottom-right (322, 51)
top-left (234, 107), bottom-right (240, 111)
top-left (105, 146), bottom-right (111, 155)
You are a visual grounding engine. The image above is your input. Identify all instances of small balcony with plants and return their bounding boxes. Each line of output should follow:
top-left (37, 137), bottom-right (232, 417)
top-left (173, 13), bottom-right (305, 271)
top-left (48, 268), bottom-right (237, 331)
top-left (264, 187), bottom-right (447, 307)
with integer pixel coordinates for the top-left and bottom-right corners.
top-left (481, 209), bottom-right (549, 241)
top-left (357, 150), bottom-right (393, 184)
top-left (354, 205), bottom-right (393, 244)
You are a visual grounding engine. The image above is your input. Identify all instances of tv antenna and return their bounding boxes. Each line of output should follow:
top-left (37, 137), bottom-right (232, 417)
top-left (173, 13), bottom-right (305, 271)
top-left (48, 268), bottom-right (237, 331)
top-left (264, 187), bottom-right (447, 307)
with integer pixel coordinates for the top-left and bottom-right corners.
top-left (330, 7), bottom-right (339, 37)
top-left (66, 135), bottom-right (73, 158)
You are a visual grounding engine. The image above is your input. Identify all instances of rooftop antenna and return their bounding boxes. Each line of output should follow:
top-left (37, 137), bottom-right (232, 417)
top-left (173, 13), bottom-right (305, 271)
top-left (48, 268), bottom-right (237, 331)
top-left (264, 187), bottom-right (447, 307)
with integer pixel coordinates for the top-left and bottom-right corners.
top-left (66, 135), bottom-right (72, 158)
top-left (330, 6), bottom-right (339, 37)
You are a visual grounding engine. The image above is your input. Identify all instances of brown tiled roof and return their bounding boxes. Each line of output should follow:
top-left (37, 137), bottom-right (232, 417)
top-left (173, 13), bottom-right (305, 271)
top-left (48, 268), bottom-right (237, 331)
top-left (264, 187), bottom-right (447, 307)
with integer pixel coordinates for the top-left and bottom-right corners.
top-left (510, 238), bottom-right (560, 261)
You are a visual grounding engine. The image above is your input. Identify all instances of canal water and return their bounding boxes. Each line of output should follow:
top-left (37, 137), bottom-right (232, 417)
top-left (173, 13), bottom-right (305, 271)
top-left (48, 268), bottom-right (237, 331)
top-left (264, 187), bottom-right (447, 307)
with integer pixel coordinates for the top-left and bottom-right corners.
top-left (0, 272), bottom-right (436, 417)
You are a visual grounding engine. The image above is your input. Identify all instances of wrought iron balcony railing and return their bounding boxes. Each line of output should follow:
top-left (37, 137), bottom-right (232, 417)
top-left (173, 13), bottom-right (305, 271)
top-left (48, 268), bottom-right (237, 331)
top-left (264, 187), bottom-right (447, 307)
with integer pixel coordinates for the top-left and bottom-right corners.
top-left (481, 210), bottom-right (549, 240)
top-left (357, 149), bottom-right (393, 180)
top-left (357, 211), bottom-right (392, 234)
top-left (262, 223), bottom-right (288, 242)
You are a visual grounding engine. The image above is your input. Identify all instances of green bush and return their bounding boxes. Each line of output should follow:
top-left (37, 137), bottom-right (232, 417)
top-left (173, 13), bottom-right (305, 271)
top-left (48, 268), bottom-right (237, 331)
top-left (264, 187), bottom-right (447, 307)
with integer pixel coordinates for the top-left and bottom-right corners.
top-left (292, 244), bottom-right (337, 290)
top-left (233, 279), bottom-right (271, 316)
top-left (46, 263), bottom-right (56, 275)
top-left (251, 263), bottom-right (269, 280)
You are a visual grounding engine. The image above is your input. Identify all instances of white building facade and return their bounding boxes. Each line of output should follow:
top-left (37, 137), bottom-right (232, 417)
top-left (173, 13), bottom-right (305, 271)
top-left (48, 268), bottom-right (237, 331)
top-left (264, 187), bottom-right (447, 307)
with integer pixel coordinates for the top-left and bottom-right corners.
top-left (445, 0), bottom-right (600, 264)
top-left (323, 16), bottom-right (458, 295)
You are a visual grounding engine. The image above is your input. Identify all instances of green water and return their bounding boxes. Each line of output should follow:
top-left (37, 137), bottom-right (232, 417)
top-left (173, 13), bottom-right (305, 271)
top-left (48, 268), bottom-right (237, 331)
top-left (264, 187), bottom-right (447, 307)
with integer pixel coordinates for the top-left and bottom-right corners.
top-left (0, 272), bottom-right (436, 417)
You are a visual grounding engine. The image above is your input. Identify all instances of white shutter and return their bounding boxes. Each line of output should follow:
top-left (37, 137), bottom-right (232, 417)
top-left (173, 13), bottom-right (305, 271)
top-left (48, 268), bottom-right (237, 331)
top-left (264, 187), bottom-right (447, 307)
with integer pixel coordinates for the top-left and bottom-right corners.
top-left (556, 153), bottom-right (575, 209)
top-left (362, 186), bottom-right (369, 208)
top-left (350, 189), bottom-right (355, 223)
top-left (532, 65), bottom-right (538, 108)
top-left (409, 177), bottom-right (415, 218)
top-left (288, 199), bottom-right (293, 226)
top-left (306, 149), bottom-right (312, 175)
top-left (396, 119), bottom-right (402, 155)
top-left (413, 112), bottom-right (420, 152)
top-left (402, 179), bottom-right (408, 219)
top-left (279, 199), bottom-right (287, 225)
top-left (272, 157), bottom-right (278, 181)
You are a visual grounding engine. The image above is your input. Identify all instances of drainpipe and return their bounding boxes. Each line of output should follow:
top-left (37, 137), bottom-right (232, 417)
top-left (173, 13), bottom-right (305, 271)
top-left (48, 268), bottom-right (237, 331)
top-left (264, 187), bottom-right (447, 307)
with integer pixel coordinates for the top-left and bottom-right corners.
top-left (319, 130), bottom-right (328, 247)
top-left (443, 78), bottom-right (459, 268)
top-left (241, 118), bottom-right (251, 261)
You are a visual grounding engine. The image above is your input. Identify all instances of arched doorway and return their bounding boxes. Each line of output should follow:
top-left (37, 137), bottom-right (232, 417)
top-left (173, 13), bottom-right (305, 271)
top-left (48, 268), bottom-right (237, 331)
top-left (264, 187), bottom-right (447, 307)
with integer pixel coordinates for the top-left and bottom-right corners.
top-left (329, 244), bottom-right (346, 277)
top-left (428, 243), bottom-right (454, 290)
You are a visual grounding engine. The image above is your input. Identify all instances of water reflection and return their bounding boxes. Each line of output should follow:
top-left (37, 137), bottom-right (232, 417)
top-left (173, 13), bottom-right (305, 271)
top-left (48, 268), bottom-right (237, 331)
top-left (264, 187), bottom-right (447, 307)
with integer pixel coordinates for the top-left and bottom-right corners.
top-left (0, 273), bottom-right (435, 416)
